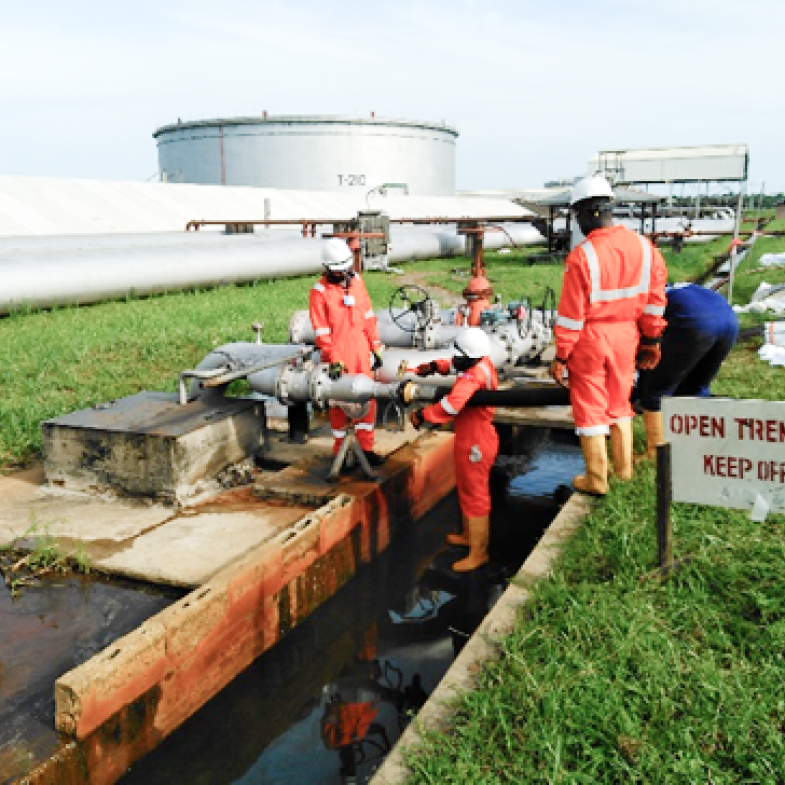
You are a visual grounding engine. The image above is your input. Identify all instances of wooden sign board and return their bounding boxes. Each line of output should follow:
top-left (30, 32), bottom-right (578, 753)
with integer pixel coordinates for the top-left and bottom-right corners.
top-left (662, 397), bottom-right (785, 517)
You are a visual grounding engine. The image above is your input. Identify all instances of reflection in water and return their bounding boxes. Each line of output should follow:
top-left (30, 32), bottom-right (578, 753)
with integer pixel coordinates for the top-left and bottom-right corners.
top-left (123, 428), bottom-right (583, 785)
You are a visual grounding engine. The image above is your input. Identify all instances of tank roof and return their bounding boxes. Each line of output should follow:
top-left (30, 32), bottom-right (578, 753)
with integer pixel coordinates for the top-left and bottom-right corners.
top-left (153, 114), bottom-right (459, 139)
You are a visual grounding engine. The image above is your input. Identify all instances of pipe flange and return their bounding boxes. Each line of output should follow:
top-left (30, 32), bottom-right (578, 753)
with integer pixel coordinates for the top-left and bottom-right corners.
top-left (309, 366), bottom-right (331, 406)
top-left (275, 365), bottom-right (292, 405)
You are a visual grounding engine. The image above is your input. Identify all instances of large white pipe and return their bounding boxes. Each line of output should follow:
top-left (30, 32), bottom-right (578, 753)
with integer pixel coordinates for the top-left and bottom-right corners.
top-left (0, 224), bottom-right (545, 315)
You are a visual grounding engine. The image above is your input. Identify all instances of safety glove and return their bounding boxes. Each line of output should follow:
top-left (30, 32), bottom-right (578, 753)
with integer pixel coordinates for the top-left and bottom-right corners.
top-left (415, 360), bottom-right (438, 377)
top-left (372, 350), bottom-right (384, 371)
top-left (328, 361), bottom-right (347, 380)
top-left (636, 341), bottom-right (662, 370)
top-left (409, 408), bottom-right (425, 430)
top-left (549, 357), bottom-right (569, 388)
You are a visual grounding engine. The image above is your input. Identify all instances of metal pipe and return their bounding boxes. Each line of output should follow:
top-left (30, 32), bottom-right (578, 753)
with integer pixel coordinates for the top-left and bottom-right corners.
top-left (178, 368), bottom-right (227, 406)
top-left (0, 225), bottom-right (545, 315)
top-left (201, 348), bottom-right (311, 388)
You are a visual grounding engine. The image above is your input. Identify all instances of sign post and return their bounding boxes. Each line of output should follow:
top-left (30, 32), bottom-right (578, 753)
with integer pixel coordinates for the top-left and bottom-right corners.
top-left (655, 443), bottom-right (673, 572)
top-left (662, 397), bottom-right (785, 519)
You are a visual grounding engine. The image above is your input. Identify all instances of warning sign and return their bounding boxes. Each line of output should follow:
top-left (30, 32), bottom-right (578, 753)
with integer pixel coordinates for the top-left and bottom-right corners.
top-left (663, 397), bottom-right (785, 516)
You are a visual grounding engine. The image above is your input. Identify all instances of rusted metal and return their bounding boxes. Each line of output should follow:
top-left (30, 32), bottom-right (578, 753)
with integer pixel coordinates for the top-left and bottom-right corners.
top-left (184, 217), bottom-right (534, 232)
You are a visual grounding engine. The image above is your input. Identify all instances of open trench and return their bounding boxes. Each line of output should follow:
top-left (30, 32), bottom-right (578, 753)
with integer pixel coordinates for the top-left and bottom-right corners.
top-left (0, 426), bottom-right (581, 784)
top-left (118, 426), bottom-right (582, 785)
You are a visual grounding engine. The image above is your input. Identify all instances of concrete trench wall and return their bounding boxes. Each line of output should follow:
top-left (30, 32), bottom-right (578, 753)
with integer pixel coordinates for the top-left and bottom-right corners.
top-left (370, 492), bottom-right (594, 784)
top-left (22, 433), bottom-right (455, 785)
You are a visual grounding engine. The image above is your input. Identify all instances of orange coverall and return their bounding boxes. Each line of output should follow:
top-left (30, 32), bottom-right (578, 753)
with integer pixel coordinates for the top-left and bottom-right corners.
top-left (554, 225), bottom-right (667, 435)
top-left (310, 273), bottom-right (382, 452)
top-left (421, 356), bottom-right (498, 517)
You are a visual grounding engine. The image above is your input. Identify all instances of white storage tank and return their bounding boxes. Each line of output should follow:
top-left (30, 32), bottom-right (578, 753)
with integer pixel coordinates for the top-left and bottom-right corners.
top-left (154, 114), bottom-right (459, 196)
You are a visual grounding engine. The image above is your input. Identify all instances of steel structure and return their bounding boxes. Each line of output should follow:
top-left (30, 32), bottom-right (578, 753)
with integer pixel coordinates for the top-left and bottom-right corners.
top-left (154, 115), bottom-right (459, 196)
top-left (588, 144), bottom-right (749, 185)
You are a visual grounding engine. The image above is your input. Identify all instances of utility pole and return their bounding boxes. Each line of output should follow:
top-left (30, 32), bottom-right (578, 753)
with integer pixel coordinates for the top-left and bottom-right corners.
top-left (727, 181), bottom-right (746, 306)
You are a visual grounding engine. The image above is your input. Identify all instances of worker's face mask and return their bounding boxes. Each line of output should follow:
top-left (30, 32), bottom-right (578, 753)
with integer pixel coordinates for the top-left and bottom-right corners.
top-left (452, 354), bottom-right (476, 373)
top-left (325, 268), bottom-right (352, 286)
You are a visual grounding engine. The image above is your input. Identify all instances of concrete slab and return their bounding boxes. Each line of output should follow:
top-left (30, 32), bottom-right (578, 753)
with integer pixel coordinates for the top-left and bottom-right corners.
top-left (0, 467), bottom-right (174, 549)
top-left (43, 392), bottom-right (264, 504)
top-left (0, 422), bottom-right (429, 589)
top-left (94, 492), bottom-right (312, 588)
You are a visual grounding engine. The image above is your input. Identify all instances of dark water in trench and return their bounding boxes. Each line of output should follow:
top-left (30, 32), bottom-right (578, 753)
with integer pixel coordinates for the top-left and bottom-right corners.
top-left (119, 426), bottom-right (582, 785)
top-left (0, 574), bottom-right (183, 783)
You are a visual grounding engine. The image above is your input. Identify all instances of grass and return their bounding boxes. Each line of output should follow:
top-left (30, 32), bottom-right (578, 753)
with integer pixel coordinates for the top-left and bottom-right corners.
top-left (0, 516), bottom-right (92, 596)
top-left (408, 468), bottom-right (785, 784)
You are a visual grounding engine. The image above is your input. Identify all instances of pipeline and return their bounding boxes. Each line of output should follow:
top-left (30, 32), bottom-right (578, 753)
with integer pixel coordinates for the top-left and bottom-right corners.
top-left (185, 342), bottom-right (567, 413)
top-left (0, 224), bottom-right (545, 315)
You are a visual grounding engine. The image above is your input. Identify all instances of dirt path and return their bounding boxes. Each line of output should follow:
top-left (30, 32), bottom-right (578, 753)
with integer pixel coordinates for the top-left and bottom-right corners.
top-left (395, 269), bottom-right (465, 307)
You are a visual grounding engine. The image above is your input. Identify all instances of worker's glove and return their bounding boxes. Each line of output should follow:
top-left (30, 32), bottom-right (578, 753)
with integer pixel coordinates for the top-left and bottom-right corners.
top-left (409, 408), bottom-right (426, 430)
top-left (549, 357), bottom-right (569, 388)
top-left (328, 361), bottom-right (347, 380)
top-left (636, 339), bottom-right (662, 370)
top-left (415, 361), bottom-right (438, 377)
top-left (372, 350), bottom-right (384, 372)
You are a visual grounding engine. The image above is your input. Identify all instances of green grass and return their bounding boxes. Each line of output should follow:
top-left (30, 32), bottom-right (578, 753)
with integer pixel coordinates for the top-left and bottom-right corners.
top-left (0, 274), bottom-right (405, 467)
top-left (408, 469), bottom-right (785, 784)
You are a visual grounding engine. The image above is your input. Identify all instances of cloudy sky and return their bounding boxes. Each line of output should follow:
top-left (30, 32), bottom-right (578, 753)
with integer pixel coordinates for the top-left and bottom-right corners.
top-left (1, 0), bottom-right (782, 193)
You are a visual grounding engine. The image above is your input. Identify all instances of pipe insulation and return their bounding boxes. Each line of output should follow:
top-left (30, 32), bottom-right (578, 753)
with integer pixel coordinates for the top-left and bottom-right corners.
top-left (0, 224), bottom-right (544, 315)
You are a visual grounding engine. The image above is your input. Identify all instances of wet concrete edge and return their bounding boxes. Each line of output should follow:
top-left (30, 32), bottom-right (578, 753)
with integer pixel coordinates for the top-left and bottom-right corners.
top-left (369, 491), bottom-right (595, 785)
top-left (19, 433), bottom-right (456, 785)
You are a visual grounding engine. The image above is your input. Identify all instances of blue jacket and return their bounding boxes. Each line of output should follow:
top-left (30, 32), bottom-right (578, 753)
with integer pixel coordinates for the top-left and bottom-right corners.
top-left (664, 283), bottom-right (737, 331)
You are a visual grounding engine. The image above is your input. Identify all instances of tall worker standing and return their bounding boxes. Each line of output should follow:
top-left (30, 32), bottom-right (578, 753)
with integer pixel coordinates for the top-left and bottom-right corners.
top-left (310, 238), bottom-right (385, 466)
top-left (549, 176), bottom-right (668, 495)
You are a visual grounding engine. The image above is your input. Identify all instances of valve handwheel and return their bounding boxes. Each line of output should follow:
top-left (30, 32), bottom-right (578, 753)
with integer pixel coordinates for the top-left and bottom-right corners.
top-left (389, 285), bottom-right (433, 333)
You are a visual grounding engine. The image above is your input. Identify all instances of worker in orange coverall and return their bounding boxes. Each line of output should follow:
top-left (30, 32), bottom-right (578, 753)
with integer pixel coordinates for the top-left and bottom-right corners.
top-left (409, 328), bottom-right (498, 572)
top-left (549, 175), bottom-right (667, 495)
top-left (310, 238), bottom-right (385, 466)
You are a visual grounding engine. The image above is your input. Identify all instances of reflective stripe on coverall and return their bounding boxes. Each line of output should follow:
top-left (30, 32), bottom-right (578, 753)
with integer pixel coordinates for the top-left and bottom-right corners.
top-left (421, 356), bottom-right (499, 517)
top-left (554, 225), bottom-right (667, 435)
top-left (309, 273), bottom-right (382, 452)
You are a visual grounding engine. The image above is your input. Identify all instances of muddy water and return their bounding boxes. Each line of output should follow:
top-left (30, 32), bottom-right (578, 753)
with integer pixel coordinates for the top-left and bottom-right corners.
top-left (0, 574), bottom-right (182, 783)
top-left (121, 427), bottom-right (582, 785)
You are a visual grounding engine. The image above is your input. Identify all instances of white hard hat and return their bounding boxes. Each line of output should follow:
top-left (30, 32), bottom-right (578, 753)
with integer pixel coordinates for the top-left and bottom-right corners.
top-left (322, 238), bottom-right (353, 271)
top-left (453, 327), bottom-right (492, 359)
top-left (569, 175), bottom-right (615, 207)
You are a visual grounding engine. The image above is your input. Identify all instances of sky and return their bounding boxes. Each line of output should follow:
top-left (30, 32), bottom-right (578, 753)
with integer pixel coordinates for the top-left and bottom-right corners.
top-left (1, 0), bottom-right (783, 193)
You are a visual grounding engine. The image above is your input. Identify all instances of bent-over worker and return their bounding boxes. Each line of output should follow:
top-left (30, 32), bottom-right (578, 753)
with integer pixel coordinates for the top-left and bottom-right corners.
top-left (637, 282), bottom-right (739, 457)
top-left (410, 328), bottom-right (498, 572)
top-left (309, 238), bottom-right (385, 466)
top-left (549, 175), bottom-right (668, 495)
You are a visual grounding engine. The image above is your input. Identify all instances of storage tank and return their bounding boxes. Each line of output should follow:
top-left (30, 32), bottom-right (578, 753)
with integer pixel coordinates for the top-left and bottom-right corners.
top-left (153, 115), bottom-right (458, 196)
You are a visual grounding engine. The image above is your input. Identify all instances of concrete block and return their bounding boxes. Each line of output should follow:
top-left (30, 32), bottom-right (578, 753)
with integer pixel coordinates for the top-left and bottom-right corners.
top-left (55, 618), bottom-right (167, 740)
top-left (43, 392), bottom-right (264, 504)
